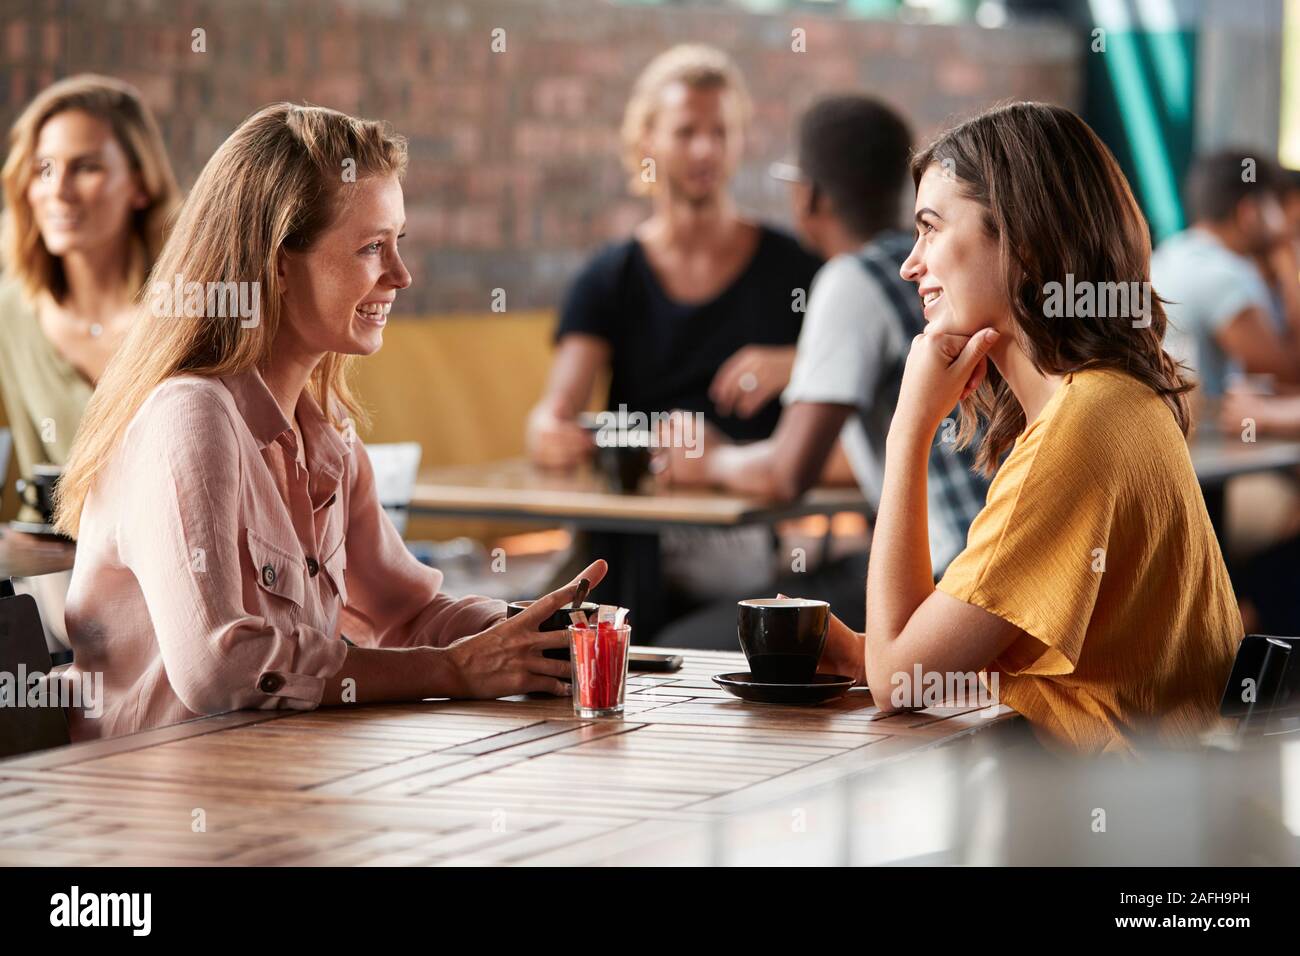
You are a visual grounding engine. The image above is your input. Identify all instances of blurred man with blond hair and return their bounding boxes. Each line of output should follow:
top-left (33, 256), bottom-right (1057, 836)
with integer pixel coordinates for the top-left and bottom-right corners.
top-left (526, 44), bottom-right (821, 640)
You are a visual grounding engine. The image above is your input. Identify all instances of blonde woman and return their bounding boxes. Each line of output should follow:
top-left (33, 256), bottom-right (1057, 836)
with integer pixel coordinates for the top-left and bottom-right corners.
top-left (54, 104), bottom-right (604, 740)
top-left (0, 74), bottom-right (180, 522)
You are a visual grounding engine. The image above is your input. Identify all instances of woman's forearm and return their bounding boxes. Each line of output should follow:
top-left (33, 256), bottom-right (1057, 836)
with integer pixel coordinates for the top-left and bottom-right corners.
top-left (865, 429), bottom-right (936, 676)
top-left (319, 644), bottom-right (453, 705)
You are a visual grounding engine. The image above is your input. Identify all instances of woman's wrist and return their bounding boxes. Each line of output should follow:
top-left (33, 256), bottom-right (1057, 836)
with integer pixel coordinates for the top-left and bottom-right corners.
top-left (420, 645), bottom-right (463, 699)
top-left (885, 421), bottom-right (935, 460)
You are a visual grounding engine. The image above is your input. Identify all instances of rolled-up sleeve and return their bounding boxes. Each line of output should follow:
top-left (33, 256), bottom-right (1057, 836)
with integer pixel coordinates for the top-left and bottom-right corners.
top-left (116, 385), bottom-right (349, 715)
top-left (339, 438), bottom-right (505, 648)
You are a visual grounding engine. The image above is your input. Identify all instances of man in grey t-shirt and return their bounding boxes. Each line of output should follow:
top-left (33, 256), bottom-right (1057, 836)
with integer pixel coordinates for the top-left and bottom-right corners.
top-left (1152, 150), bottom-right (1300, 397)
top-left (655, 96), bottom-right (988, 644)
top-left (780, 232), bottom-right (986, 574)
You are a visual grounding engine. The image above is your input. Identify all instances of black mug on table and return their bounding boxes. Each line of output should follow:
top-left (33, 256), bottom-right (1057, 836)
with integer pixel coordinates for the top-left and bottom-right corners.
top-left (15, 464), bottom-right (62, 525)
top-left (737, 598), bottom-right (830, 684)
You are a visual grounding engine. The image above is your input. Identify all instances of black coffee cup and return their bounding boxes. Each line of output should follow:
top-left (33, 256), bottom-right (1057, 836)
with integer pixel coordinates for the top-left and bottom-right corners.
top-left (15, 464), bottom-right (62, 525)
top-left (506, 600), bottom-right (600, 660)
top-left (737, 598), bottom-right (830, 684)
top-left (596, 443), bottom-right (651, 494)
top-left (577, 413), bottom-right (652, 494)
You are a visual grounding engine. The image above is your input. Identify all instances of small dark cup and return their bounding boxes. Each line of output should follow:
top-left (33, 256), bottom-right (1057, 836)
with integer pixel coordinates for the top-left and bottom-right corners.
top-left (737, 598), bottom-right (830, 684)
top-left (15, 464), bottom-right (62, 526)
top-left (507, 600), bottom-right (601, 660)
top-left (596, 444), bottom-right (651, 494)
top-left (579, 414), bottom-right (652, 494)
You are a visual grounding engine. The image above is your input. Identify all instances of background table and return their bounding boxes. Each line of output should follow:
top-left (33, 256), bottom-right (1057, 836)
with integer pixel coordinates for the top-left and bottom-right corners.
top-left (0, 530), bottom-right (76, 598)
top-left (410, 458), bottom-right (870, 533)
top-left (411, 459), bottom-right (871, 640)
top-left (0, 649), bottom-right (1016, 866)
top-left (1189, 433), bottom-right (1300, 538)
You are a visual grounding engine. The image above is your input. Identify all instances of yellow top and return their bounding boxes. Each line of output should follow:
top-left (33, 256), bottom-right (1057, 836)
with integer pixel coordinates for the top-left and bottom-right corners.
top-left (938, 367), bottom-right (1242, 754)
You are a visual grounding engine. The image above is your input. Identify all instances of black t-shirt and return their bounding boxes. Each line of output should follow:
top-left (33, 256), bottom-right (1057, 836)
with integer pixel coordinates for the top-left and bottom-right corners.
top-left (554, 224), bottom-right (821, 442)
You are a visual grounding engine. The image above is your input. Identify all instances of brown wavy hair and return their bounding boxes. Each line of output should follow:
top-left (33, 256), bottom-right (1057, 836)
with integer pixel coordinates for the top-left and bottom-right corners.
top-left (912, 101), bottom-right (1192, 476)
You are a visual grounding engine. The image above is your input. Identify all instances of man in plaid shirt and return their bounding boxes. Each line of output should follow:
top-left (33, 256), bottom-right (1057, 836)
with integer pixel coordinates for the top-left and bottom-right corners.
top-left (655, 95), bottom-right (988, 645)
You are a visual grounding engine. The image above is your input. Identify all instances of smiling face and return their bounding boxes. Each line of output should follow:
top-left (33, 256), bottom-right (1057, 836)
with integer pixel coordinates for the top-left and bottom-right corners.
top-left (26, 109), bottom-right (146, 260)
top-left (900, 163), bottom-right (1008, 336)
top-left (276, 174), bottom-right (411, 358)
top-left (641, 81), bottom-right (743, 205)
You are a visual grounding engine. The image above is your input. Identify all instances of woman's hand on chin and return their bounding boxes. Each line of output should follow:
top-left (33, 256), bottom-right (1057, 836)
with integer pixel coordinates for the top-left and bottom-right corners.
top-left (892, 326), bottom-right (1000, 440)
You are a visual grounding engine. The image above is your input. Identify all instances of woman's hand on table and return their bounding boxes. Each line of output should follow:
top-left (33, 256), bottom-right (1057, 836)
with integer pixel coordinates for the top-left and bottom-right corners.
top-left (439, 559), bottom-right (607, 698)
top-left (709, 345), bottom-right (796, 419)
top-left (820, 611), bottom-right (867, 686)
top-left (526, 406), bottom-right (594, 469)
top-left (777, 595), bottom-right (866, 686)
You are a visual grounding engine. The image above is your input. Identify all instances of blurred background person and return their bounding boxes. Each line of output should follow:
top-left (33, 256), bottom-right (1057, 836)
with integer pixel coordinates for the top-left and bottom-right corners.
top-left (1217, 166), bottom-right (1300, 636)
top-left (525, 44), bottom-right (821, 639)
top-left (1152, 149), bottom-right (1300, 401)
top-left (0, 74), bottom-right (180, 656)
top-left (526, 43), bottom-right (819, 465)
top-left (0, 74), bottom-right (180, 525)
top-left (655, 94), bottom-right (989, 645)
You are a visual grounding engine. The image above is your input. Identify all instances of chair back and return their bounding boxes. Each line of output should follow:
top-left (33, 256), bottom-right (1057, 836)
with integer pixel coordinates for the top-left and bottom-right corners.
top-left (366, 442), bottom-right (423, 536)
top-left (0, 593), bottom-right (70, 759)
top-left (1219, 634), bottom-right (1299, 737)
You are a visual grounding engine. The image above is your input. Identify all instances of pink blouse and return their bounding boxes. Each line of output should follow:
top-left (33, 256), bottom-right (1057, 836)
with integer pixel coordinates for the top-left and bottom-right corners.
top-left (63, 367), bottom-right (504, 740)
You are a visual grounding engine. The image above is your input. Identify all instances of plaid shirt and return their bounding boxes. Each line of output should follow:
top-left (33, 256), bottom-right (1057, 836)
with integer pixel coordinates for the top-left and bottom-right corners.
top-left (855, 231), bottom-right (990, 574)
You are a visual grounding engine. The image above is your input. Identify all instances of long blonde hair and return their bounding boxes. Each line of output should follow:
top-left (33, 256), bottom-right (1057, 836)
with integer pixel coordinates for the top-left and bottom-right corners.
top-left (54, 103), bottom-right (408, 538)
top-left (1, 74), bottom-right (181, 300)
top-left (619, 44), bottom-right (752, 197)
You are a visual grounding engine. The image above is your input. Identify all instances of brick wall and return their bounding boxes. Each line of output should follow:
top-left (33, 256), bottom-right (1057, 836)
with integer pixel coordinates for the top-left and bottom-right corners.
top-left (0, 0), bottom-right (1082, 315)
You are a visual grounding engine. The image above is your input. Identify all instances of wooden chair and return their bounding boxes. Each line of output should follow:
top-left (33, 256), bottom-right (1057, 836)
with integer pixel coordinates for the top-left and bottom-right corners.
top-left (0, 592), bottom-right (70, 759)
top-left (1219, 634), bottom-right (1299, 738)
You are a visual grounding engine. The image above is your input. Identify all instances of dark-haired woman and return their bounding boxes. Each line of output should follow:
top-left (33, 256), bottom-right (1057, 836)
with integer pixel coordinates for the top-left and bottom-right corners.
top-left (815, 102), bottom-right (1242, 755)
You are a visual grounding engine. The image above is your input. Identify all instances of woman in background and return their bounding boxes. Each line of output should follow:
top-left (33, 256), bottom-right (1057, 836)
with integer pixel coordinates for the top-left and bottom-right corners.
top-left (54, 103), bottom-right (602, 740)
top-left (0, 74), bottom-right (180, 520)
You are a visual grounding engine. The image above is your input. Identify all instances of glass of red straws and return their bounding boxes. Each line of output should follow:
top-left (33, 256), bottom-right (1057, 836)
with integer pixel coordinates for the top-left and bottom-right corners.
top-left (567, 616), bottom-right (631, 718)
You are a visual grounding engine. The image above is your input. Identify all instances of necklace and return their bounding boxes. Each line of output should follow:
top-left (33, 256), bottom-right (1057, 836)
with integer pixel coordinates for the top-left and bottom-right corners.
top-left (88, 322), bottom-right (103, 337)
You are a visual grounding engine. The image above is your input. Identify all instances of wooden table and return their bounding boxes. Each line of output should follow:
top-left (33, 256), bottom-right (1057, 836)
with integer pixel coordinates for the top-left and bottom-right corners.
top-left (410, 458), bottom-right (869, 533)
top-left (1190, 433), bottom-right (1300, 485)
top-left (0, 529), bottom-right (76, 597)
top-left (0, 650), bottom-right (1016, 866)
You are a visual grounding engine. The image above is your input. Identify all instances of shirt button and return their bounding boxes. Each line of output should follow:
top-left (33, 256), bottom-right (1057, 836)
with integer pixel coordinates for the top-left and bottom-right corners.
top-left (261, 564), bottom-right (276, 587)
top-left (306, 557), bottom-right (319, 577)
top-left (258, 672), bottom-right (284, 694)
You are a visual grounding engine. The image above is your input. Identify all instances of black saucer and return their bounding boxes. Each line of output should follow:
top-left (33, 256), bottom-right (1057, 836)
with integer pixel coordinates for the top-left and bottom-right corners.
top-left (712, 672), bottom-right (853, 705)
